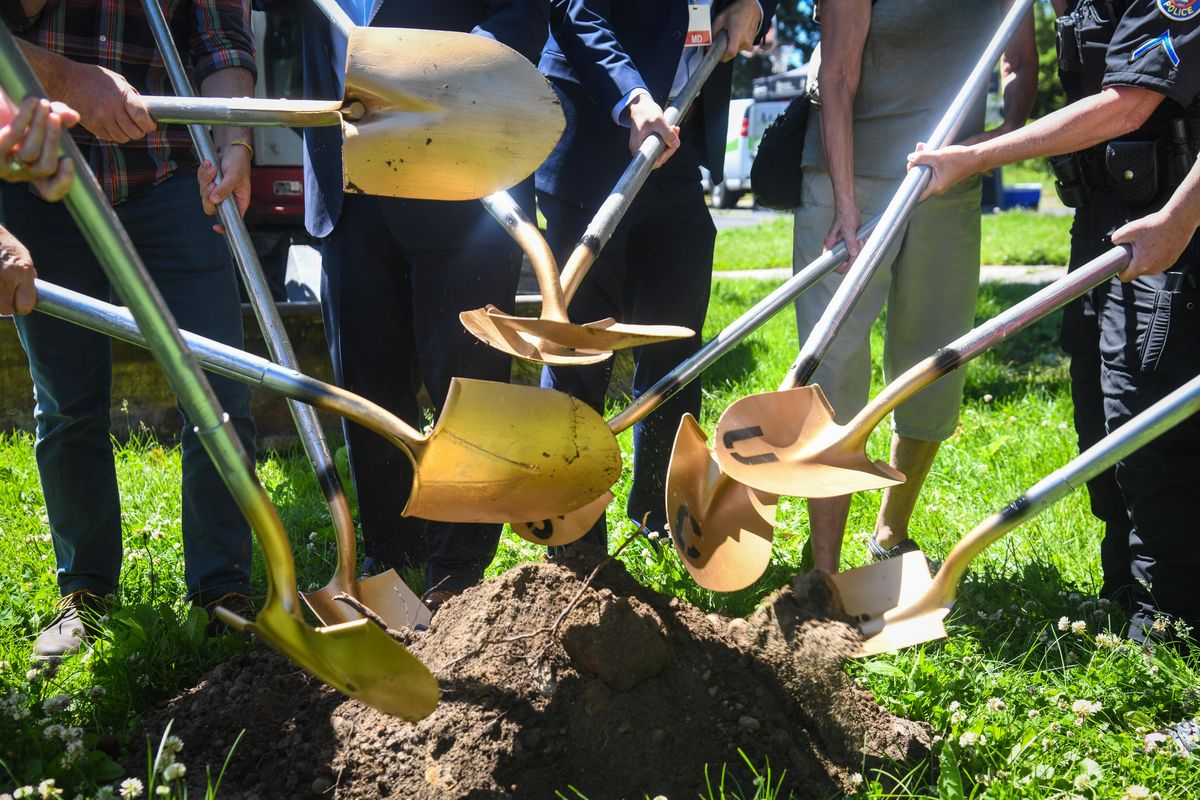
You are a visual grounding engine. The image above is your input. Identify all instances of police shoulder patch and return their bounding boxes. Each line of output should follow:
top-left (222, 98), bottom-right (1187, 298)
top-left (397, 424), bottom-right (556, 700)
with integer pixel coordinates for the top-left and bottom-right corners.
top-left (1157, 0), bottom-right (1199, 21)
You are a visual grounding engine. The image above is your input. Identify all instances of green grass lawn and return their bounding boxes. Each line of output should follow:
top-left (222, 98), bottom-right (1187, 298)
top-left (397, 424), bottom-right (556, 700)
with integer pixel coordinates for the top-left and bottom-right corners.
top-left (3, 280), bottom-right (1199, 799)
top-left (713, 211), bottom-right (1072, 271)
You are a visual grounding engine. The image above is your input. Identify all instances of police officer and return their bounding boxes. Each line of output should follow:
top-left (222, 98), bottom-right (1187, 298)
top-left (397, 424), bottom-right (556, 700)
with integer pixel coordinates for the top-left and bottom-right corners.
top-left (910, 0), bottom-right (1200, 642)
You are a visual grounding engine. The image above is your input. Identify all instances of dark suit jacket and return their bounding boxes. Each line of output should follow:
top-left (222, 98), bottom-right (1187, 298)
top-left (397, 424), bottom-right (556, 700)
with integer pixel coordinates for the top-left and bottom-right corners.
top-left (536, 0), bottom-right (775, 209)
top-left (296, 0), bottom-right (547, 241)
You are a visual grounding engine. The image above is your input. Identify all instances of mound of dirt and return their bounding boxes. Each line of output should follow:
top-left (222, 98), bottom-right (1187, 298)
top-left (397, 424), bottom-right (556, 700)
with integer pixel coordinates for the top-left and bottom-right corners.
top-left (134, 558), bottom-right (930, 799)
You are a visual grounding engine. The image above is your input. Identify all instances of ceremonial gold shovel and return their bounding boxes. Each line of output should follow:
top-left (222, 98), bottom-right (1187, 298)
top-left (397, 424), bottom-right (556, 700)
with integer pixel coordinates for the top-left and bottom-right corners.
top-left (140, 1), bottom-right (564, 200)
top-left (715, 247), bottom-right (1130, 498)
top-left (830, 368), bottom-right (1200, 657)
top-left (0, 27), bottom-right (438, 718)
top-left (662, 0), bottom-right (1039, 592)
top-left (141, 0), bottom-right (426, 629)
top-left (461, 34), bottom-right (731, 366)
top-left (462, 191), bottom-right (692, 366)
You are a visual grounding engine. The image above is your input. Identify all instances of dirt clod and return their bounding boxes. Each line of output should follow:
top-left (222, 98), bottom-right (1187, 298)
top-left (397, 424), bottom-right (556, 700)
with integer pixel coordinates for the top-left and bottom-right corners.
top-left (134, 561), bottom-right (930, 798)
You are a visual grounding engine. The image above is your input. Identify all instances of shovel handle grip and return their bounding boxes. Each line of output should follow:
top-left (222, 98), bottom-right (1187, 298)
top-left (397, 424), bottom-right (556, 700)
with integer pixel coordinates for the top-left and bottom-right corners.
top-left (842, 246), bottom-right (1130, 447)
top-left (142, 96), bottom-right (350, 127)
top-left (558, 30), bottom-right (729, 304)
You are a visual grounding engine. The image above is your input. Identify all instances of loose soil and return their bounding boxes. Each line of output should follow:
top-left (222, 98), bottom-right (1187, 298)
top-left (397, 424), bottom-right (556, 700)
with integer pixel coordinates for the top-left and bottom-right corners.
top-left (135, 557), bottom-right (931, 799)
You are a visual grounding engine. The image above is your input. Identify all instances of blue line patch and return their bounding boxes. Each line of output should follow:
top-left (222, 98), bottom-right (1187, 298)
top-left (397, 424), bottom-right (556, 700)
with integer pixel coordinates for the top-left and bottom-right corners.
top-left (1132, 31), bottom-right (1182, 68)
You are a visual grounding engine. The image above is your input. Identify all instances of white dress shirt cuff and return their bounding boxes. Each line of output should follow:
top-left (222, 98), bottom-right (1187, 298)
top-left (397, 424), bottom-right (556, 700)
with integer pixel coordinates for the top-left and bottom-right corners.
top-left (613, 87), bottom-right (652, 126)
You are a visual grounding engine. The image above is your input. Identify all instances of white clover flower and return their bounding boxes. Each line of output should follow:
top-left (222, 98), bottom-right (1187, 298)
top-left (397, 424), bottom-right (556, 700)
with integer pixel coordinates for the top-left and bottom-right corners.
top-left (36, 780), bottom-right (62, 800)
top-left (1095, 632), bottom-right (1122, 649)
top-left (1072, 699), bottom-right (1102, 717)
top-left (118, 778), bottom-right (143, 799)
top-left (13, 787), bottom-right (34, 799)
top-left (848, 773), bottom-right (863, 786)
top-left (42, 694), bottom-right (71, 715)
top-left (1058, 616), bottom-right (1071, 631)
top-left (61, 739), bottom-right (85, 766)
top-left (986, 697), bottom-right (1006, 713)
top-left (1151, 617), bottom-right (1168, 634)
top-left (154, 788), bottom-right (169, 798)
top-left (1027, 708), bottom-right (1040, 718)
top-left (947, 700), bottom-right (960, 711)
top-left (1123, 786), bottom-right (1151, 800)
top-left (983, 394), bottom-right (994, 403)
top-left (162, 763), bottom-right (186, 782)
top-left (1073, 774), bottom-right (1094, 791)
top-left (162, 735), bottom-right (183, 755)
top-left (89, 686), bottom-right (107, 700)
top-left (951, 710), bottom-right (966, 725)
top-left (958, 731), bottom-right (979, 747)
top-left (42, 723), bottom-right (64, 740)
top-left (25, 668), bottom-right (40, 682)
top-left (1070, 620), bottom-right (1087, 636)
top-left (0, 660), bottom-right (8, 671)
top-left (646, 530), bottom-right (661, 541)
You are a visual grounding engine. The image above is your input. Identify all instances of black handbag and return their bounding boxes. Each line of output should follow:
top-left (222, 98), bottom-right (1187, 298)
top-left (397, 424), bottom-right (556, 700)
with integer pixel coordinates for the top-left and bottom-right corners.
top-left (750, 94), bottom-right (811, 211)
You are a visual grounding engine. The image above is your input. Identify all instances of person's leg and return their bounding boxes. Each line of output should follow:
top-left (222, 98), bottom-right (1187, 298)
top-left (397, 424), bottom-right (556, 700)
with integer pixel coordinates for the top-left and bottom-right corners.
top-left (322, 195), bottom-right (427, 570)
top-left (406, 232), bottom-right (522, 594)
top-left (5, 186), bottom-right (122, 599)
top-left (119, 170), bottom-right (255, 602)
top-left (1066, 195), bottom-right (1135, 610)
top-left (792, 171), bottom-right (899, 572)
top-left (623, 160), bottom-right (715, 534)
top-left (1098, 265), bottom-right (1200, 642)
top-left (537, 190), bottom-right (635, 551)
top-left (879, 179), bottom-right (983, 550)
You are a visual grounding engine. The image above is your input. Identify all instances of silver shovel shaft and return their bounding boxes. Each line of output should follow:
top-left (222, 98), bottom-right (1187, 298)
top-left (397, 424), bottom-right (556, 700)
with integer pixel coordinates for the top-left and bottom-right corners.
top-left (788, 0), bottom-right (1036, 388)
top-left (141, 0), bottom-right (362, 598)
top-left (606, 216), bottom-right (882, 435)
top-left (558, 30), bottom-right (729, 303)
top-left (886, 369), bottom-right (1200, 632)
top-left (141, 96), bottom-right (352, 127)
top-left (0, 27), bottom-right (299, 602)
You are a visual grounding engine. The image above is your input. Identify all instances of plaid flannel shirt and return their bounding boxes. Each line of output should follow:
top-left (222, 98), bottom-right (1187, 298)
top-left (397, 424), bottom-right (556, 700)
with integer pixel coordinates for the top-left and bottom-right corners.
top-left (17, 0), bottom-right (256, 205)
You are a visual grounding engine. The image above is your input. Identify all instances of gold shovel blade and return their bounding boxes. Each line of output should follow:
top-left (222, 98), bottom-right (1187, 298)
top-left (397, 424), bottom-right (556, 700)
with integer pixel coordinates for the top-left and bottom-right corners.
top-left (231, 602), bottom-right (440, 720)
top-left (303, 569), bottom-right (432, 630)
top-left (341, 28), bottom-right (564, 200)
top-left (665, 415), bottom-right (777, 592)
top-left (460, 306), bottom-right (612, 366)
top-left (511, 490), bottom-right (614, 546)
top-left (827, 551), bottom-right (950, 658)
top-left (713, 385), bottom-right (906, 498)
top-left (405, 378), bottom-right (622, 523)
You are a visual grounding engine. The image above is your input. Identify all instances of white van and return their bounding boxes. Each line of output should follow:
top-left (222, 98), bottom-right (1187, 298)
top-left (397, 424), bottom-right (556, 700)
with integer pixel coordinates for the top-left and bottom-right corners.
top-left (705, 97), bottom-right (789, 208)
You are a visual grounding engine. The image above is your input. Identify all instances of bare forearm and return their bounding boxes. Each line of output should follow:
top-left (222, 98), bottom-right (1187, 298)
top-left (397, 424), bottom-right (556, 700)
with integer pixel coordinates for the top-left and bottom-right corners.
top-left (16, 40), bottom-right (77, 101)
top-left (820, 78), bottom-right (857, 209)
top-left (1164, 158), bottom-right (1200, 235)
top-left (997, 5), bottom-right (1037, 132)
top-left (966, 86), bottom-right (1162, 174)
top-left (200, 67), bottom-right (253, 151)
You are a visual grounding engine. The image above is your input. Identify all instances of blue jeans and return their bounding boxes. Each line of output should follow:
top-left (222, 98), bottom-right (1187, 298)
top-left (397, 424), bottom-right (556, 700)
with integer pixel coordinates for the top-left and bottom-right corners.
top-left (5, 169), bottom-right (255, 603)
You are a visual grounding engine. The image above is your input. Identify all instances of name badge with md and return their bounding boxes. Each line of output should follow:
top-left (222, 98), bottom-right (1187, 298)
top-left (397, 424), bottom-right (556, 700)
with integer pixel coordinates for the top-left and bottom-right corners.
top-left (686, 2), bottom-right (712, 47)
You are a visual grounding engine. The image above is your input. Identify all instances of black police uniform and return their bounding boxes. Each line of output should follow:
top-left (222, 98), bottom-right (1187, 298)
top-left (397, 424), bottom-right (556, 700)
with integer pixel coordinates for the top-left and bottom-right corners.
top-left (1055, 0), bottom-right (1200, 640)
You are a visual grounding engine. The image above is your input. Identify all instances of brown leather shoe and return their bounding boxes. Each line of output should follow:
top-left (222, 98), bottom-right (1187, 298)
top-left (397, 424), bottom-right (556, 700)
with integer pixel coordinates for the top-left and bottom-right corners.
top-left (33, 591), bottom-right (107, 660)
top-left (198, 592), bottom-right (255, 637)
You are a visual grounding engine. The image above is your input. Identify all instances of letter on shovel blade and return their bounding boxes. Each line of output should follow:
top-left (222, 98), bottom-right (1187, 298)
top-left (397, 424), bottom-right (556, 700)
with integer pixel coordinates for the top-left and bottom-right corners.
top-left (665, 415), bottom-right (776, 592)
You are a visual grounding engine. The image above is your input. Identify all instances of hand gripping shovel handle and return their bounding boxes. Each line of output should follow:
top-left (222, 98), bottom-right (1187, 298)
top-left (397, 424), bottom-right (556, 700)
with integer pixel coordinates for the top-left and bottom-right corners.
top-left (140, 0), bottom-right (362, 594)
top-left (786, 0), bottom-right (1036, 389)
top-left (0, 28), bottom-right (299, 603)
top-left (891, 368), bottom-right (1200, 630)
top-left (557, 30), bottom-right (730, 304)
top-left (840, 246), bottom-right (1130, 449)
